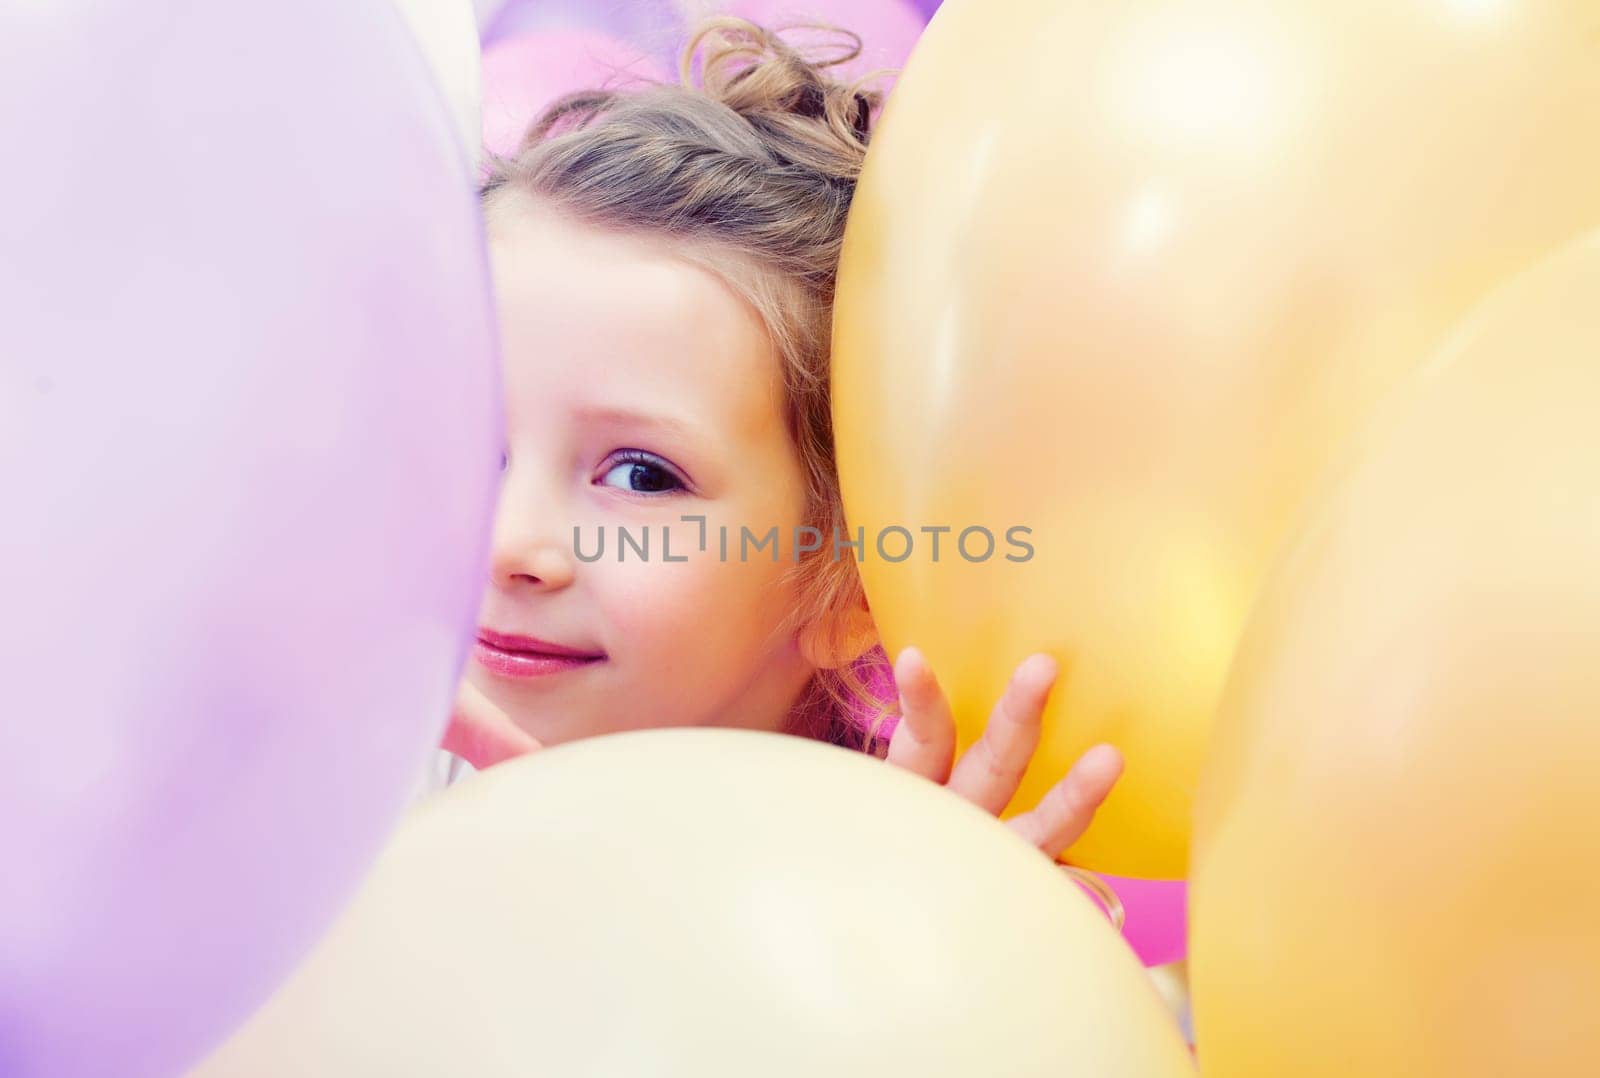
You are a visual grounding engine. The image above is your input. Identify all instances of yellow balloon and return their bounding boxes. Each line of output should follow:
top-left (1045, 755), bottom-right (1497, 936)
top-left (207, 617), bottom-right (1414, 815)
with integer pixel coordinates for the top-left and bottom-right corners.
top-left (832, 0), bottom-right (1600, 876)
top-left (1190, 233), bottom-right (1600, 1076)
top-left (197, 731), bottom-right (1194, 1077)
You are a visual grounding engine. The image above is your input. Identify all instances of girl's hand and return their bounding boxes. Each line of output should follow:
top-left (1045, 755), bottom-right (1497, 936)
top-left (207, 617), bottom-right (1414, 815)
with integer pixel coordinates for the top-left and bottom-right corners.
top-left (885, 647), bottom-right (1123, 861)
top-left (441, 680), bottom-right (541, 770)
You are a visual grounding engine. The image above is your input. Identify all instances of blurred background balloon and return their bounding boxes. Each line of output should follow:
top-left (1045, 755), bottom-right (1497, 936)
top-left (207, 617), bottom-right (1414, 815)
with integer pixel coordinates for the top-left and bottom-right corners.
top-left (474, 0), bottom-right (512, 32)
top-left (196, 730), bottom-right (1196, 1077)
top-left (394, 0), bottom-right (484, 161)
top-left (832, 0), bottom-right (1600, 879)
top-left (1067, 869), bottom-right (1189, 968)
top-left (481, 27), bottom-right (669, 159)
top-left (1191, 232), bottom-right (1600, 1077)
top-left (479, 0), bottom-right (929, 164)
top-left (680, 0), bottom-right (926, 80)
top-left (482, 0), bottom-right (685, 64)
top-left (1107, 876), bottom-right (1187, 968)
top-left (0, 2), bottom-right (499, 1075)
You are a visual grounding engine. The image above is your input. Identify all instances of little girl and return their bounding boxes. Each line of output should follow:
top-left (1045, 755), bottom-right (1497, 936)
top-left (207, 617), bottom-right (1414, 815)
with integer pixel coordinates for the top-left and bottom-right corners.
top-left (440, 17), bottom-right (1123, 863)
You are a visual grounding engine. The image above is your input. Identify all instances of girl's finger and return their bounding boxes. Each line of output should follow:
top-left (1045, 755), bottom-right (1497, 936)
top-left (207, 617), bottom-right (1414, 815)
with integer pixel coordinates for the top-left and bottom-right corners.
top-left (884, 647), bottom-right (957, 784)
top-left (1006, 743), bottom-right (1124, 860)
top-left (441, 681), bottom-right (541, 770)
top-left (945, 653), bottom-right (1058, 815)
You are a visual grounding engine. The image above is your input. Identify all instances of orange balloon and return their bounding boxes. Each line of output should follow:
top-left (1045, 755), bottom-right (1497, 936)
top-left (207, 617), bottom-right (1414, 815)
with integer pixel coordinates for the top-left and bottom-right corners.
top-left (832, 0), bottom-right (1600, 877)
top-left (1190, 232), bottom-right (1600, 1076)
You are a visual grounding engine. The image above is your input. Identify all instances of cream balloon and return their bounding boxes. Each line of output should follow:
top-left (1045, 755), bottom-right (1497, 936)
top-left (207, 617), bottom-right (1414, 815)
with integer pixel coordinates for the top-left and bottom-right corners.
top-left (196, 731), bottom-right (1194, 1077)
top-left (1191, 232), bottom-right (1600, 1076)
top-left (832, 0), bottom-right (1600, 877)
top-left (393, 0), bottom-right (482, 162)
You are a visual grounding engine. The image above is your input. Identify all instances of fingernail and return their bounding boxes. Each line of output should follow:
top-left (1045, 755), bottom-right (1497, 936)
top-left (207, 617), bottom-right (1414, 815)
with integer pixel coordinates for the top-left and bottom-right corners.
top-left (1022, 653), bottom-right (1059, 684)
top-left (1082, 743), bottom-right (1125, 777)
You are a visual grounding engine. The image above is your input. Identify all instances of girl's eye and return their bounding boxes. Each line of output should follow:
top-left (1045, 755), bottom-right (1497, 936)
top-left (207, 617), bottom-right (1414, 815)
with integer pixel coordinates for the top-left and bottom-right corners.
top-left (498, 450), bottom-right (509, 473)
top-left (597, 451), bottom-right (687, 495)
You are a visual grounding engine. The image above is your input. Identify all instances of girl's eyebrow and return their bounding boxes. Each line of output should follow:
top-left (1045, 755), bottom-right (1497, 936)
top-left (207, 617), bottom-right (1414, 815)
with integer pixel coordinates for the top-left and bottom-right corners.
top-left (575, 404), bottom-right (697, 441)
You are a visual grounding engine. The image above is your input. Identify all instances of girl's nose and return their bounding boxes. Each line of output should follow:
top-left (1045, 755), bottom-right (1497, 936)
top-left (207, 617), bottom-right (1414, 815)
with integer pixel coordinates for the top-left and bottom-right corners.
top-left (490, 536), bottom-right (575, 591)
top-left (488, 483), bottom-right (577, 592)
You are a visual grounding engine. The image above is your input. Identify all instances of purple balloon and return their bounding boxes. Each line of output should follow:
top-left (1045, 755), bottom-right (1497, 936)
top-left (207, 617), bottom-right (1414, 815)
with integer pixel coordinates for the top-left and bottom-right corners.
top-left (0, 3), bottom-right (499, 1076)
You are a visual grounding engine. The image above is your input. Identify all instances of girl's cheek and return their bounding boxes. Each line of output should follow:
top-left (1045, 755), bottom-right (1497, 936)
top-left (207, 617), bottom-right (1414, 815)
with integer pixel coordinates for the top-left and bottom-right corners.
top-left (599, 554), bottom-right (717, 643)
top-left (599, 534), bottom-right (785, 647)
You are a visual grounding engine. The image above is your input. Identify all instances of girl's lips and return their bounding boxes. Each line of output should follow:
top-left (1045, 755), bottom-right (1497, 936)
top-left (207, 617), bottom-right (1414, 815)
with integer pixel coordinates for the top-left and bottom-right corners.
top-left (472, 629), bottom-right (606, 681)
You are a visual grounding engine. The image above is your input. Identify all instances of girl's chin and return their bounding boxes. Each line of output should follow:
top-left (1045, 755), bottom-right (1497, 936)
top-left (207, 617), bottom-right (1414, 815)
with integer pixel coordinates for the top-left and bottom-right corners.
top-left (484, 698), bottom-right (622, 750)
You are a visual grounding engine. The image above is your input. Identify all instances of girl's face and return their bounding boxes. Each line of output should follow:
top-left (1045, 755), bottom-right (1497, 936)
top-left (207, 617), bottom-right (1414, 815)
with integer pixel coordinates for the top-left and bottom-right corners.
top-left (471, 199), bottom-right (818, 745)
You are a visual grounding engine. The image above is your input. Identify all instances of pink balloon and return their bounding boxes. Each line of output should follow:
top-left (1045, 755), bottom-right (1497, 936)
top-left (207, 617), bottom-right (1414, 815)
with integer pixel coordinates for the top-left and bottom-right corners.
top-left (1104, 876), bottom-right (1189, 968)
top-left (0, 3), bottom-right (499, 1076)
top-left (703, 0), bottom-right (926, 82)
top-left (481, 29), bottom-right (672, 160)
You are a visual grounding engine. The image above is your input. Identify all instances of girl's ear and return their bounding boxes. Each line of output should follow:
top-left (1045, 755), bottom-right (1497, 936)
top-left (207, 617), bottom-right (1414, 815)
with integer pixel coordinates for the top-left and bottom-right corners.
top-left (797, 596), bottom-right (878, 670)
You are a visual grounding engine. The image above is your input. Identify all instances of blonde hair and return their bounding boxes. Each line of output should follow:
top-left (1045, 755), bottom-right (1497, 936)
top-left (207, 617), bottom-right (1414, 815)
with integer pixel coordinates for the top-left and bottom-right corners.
top-left (481, 18), bottom-right (896, 746)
